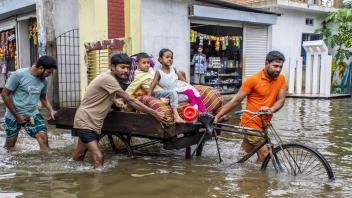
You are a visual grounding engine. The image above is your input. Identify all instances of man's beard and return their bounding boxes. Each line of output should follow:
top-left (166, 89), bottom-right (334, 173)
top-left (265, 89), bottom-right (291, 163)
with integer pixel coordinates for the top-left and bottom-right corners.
top-left (268, 71), bottom-right (280, 79)
top-left (119, 74), bottom-right (128, 80)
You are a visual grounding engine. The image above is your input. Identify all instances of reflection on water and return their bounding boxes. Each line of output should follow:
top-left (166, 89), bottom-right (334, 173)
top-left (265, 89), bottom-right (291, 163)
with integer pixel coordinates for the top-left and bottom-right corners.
top-left (0, 98), bottom-right (351, 197)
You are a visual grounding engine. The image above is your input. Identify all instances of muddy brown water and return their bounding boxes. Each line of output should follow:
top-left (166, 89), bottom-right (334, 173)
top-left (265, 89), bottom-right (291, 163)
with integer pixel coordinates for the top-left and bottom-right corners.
top-left (0, 98), bottom-right (351, 197)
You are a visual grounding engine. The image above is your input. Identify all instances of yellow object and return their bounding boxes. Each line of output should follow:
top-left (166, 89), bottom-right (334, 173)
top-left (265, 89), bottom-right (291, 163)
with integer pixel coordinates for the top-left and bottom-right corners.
top-left (125, 68), bottom-right (162, 98)
top-left (79, 0), bottom-right (108, 97)
top-left (215, 37), bottom-right (220, 51)
top-left (125, 0), bottom-right (141, 54)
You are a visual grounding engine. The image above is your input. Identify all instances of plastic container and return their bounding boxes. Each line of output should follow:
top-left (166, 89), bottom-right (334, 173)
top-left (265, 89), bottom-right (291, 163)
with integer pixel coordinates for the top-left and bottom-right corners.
top-left (182, 106), bottom-right (199, 122)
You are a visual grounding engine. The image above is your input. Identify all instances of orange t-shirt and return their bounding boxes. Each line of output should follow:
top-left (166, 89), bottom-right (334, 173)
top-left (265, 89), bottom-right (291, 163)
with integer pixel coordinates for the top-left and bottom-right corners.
top-left (239, 69), bottom-right (286, 130)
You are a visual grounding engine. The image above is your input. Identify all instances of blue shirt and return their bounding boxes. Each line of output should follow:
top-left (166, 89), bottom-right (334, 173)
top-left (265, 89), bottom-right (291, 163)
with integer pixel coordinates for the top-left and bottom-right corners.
top-left (4, 68), bottom-right (48, 119)
top-left (192, 53), bottom-right (207, 74)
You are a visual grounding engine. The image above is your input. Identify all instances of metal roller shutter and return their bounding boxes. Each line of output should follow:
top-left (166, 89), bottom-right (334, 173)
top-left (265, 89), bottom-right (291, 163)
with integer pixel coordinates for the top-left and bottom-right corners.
top-left (244, 25), bottom-right (268, 78)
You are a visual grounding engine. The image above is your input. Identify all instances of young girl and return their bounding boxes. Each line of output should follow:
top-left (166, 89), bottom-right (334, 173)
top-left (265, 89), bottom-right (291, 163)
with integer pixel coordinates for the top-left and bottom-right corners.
top-left (148, 49), bottom-right (206, 123)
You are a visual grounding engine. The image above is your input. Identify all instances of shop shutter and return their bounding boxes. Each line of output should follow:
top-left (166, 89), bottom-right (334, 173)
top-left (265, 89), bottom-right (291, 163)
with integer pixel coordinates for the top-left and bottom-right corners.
top-left (244, 25), bottom-right (268, 78)
top-left (0, 19), bottom-right (16, 32)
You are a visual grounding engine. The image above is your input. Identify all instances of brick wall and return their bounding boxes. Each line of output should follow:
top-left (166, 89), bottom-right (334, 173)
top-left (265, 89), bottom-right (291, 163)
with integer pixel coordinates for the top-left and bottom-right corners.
top-left (108, 0), bottom-right (125, 38)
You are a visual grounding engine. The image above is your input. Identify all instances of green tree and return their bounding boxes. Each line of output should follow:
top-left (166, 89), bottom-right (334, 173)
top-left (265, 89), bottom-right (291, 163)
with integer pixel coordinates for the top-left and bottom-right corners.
top-left (316, 8), bottom-right (352, 76)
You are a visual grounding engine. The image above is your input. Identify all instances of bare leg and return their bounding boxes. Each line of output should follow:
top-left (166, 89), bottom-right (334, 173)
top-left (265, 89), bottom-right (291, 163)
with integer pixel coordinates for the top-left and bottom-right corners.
top-left (35, 131), bottom-right (49, 151)
top-left (73, 138), bottom-right (88, 161)
top-left (240, 139), bottom-right (268, 163)
top-left (85, 140), bottom-right (104, 169)
top-left (4, 134), bottom-right (19, 150)
top-left (173, 108), bottom-right (185, 123)
top-left (256, 145), bottom-right (269, 163)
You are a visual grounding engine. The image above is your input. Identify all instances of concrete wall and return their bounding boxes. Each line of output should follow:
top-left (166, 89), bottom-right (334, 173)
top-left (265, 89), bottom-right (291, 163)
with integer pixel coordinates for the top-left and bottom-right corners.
top-left (53, 0), bottom-right (80, 107)
top-left (17, 20), bottom-right (31, 68)
top-left (270, 8), bottom-right (326, 77)
top-left (141, 0), bottom-right (190, 80)
top-left (124, 0), bottom-right (141, 54)
top-left (0, 0), bottom-right (35, 15)
top-left (79, 0), bottom-right (108, 96)
top-left (53, 0), bottom-right (79, 37)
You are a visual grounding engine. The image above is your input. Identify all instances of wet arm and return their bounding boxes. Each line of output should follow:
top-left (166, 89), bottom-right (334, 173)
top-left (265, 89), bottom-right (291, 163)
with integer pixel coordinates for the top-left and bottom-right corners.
top-left (214, 90), bottom-right (248, 122)
top-left (40, 93), bottom-right (55, 113)
top-left (147, 71), bottom-right (160, 96)
top-left (116, 89), bottom-right (161, 119)
top-left (1, 88), bottom-right (20, 118)
top-left (270, 89), bottom-right (286, 113)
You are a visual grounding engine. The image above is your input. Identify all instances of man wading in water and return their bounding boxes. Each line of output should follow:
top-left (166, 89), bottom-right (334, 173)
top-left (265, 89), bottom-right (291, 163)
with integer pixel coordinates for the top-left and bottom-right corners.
top-left (214, 51), bottom-right (286, 162)
top-left (1, 55), bottom-right (57, 153)
top-left (73, 53), bottom-right (164, 169)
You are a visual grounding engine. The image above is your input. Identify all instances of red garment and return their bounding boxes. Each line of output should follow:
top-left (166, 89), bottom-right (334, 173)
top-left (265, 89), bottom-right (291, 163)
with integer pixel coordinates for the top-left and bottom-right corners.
top-left (181, 89), bottom-right (206, 112)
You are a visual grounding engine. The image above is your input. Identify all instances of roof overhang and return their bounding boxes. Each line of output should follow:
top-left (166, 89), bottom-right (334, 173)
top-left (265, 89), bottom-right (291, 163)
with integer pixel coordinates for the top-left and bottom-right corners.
top-left (189, 4), bottom-right (278, 25)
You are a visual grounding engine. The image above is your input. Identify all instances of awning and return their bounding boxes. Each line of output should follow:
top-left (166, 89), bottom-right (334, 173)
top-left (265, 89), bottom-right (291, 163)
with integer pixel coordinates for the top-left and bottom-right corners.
top-left (189, 5), bottom-right (278, 25)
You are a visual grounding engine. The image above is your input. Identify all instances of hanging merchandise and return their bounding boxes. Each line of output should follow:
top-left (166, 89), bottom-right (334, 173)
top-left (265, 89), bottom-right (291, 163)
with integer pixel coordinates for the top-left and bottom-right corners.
top-left (9, 42), bottom-right (16, 59)
top-left (225, 36), bottom-right (229, 49)
top-left (215, 37), bottom-right (220, 51)
top-left (191, 29), bottom-right (242, 51)
top-left (29, 19), bottom-right (38, 46)
top-left (0, 48), bottom-right (4, 59)
top-left (221, 37), bottom-right (226, 51)
top-left (191, 30), bottom-right (197, 43)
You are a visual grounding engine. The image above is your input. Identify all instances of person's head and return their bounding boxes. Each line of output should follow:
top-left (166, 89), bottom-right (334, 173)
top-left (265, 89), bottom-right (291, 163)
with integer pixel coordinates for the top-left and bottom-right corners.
top-left (110, 53), bottom-right (131, 80)
top-left (136, 52), bottom-right (151, 72)
top-left (34, 55), bottom-right (57, 78)
top-left (158, 48), bottom-right (173, 67)
top-left (264, 51), bottom-right (285, 79)
top-left (197, 46), bottom-right (203, 53)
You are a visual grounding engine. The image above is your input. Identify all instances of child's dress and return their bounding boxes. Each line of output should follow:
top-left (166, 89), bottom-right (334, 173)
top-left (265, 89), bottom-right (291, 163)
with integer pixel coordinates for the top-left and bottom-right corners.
top-left (158, 67), bottom-right (206, 112)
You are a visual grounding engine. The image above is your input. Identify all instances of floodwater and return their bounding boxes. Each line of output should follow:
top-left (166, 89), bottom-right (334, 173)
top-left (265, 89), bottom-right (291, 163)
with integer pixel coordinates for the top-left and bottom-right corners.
top-left (0, 98), bottom-right (351, 197)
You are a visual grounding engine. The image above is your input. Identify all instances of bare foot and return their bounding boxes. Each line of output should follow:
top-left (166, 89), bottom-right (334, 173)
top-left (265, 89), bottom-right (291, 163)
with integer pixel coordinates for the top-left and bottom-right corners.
top-left (174, 116), bottom-right (186, 123)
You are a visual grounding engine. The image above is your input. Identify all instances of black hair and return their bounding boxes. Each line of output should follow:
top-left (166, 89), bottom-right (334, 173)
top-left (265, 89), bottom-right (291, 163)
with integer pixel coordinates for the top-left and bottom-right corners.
top-left (136, 52), bottom-right (151, 62)
top-left (158, 48), bottom-right (173, 60)
top-left (35, 55), bottom-right (57, 69)
top-left (266, 51), bottom-right (285, 63)
top-left (111, 53), bottom-right (131, 65)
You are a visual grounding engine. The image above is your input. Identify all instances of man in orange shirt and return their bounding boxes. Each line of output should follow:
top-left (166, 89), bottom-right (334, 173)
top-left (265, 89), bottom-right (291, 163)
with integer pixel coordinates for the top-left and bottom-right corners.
top-left (214, 51), bottom-right (286, 162)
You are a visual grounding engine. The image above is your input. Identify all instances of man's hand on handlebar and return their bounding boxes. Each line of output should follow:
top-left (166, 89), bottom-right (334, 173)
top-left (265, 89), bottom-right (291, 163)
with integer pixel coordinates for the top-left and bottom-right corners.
top-left (259, 106), bottom-right (273, 115)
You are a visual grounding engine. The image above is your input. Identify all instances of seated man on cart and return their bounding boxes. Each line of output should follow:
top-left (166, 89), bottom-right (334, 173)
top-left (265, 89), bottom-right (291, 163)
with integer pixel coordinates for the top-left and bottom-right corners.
top-left (214, 51), bottom-right (286, 162)
top-left (73, 53), bottom-right (164, 169)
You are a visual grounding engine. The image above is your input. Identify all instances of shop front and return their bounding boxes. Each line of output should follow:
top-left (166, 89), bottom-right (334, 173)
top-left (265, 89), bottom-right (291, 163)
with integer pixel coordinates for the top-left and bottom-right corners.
top-left (188, 4), bottom-right (277, 95)
top-left (0, 11), bottom-right (38, 89)
top-left (190, 23), bottom-right (243, 94)
top-left (140, 0), bottom-right (278, 94)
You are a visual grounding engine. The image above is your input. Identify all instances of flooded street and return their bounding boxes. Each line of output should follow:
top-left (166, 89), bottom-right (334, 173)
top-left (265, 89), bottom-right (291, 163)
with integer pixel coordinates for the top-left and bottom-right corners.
top-left (0, 98), bottom-right (351, 197)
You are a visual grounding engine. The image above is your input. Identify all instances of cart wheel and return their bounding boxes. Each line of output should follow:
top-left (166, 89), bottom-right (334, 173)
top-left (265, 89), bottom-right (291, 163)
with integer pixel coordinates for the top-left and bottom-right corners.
top-left (261, 142), bottom-right (334, 181)
top-left (98, 133), bottom-right (135, 158)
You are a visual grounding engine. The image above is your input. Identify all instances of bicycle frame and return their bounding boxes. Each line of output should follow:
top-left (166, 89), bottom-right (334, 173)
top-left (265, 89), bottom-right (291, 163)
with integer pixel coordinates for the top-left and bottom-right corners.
top-left (215, 110), bottom-right (303, 175)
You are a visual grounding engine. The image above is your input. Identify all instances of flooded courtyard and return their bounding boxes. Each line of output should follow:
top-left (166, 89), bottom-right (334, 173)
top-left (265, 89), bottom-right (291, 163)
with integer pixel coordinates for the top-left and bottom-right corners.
top-left (0, 98), bottom-right (351, 197)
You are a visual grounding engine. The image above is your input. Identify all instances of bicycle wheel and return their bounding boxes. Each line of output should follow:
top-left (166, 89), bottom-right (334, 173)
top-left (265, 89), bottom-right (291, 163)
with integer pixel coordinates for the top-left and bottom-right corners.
top-left (261, 142), bottom-right (335, 180)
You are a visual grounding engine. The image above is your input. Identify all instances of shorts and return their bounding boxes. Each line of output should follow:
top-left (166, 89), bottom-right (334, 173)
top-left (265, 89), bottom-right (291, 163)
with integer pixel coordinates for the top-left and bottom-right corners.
top-left (243, 135), bottom-right (266, 146)
top-left (76, 128), bottom-right (99, 144)
top-left (4, 113), bottom-right (47, 138)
